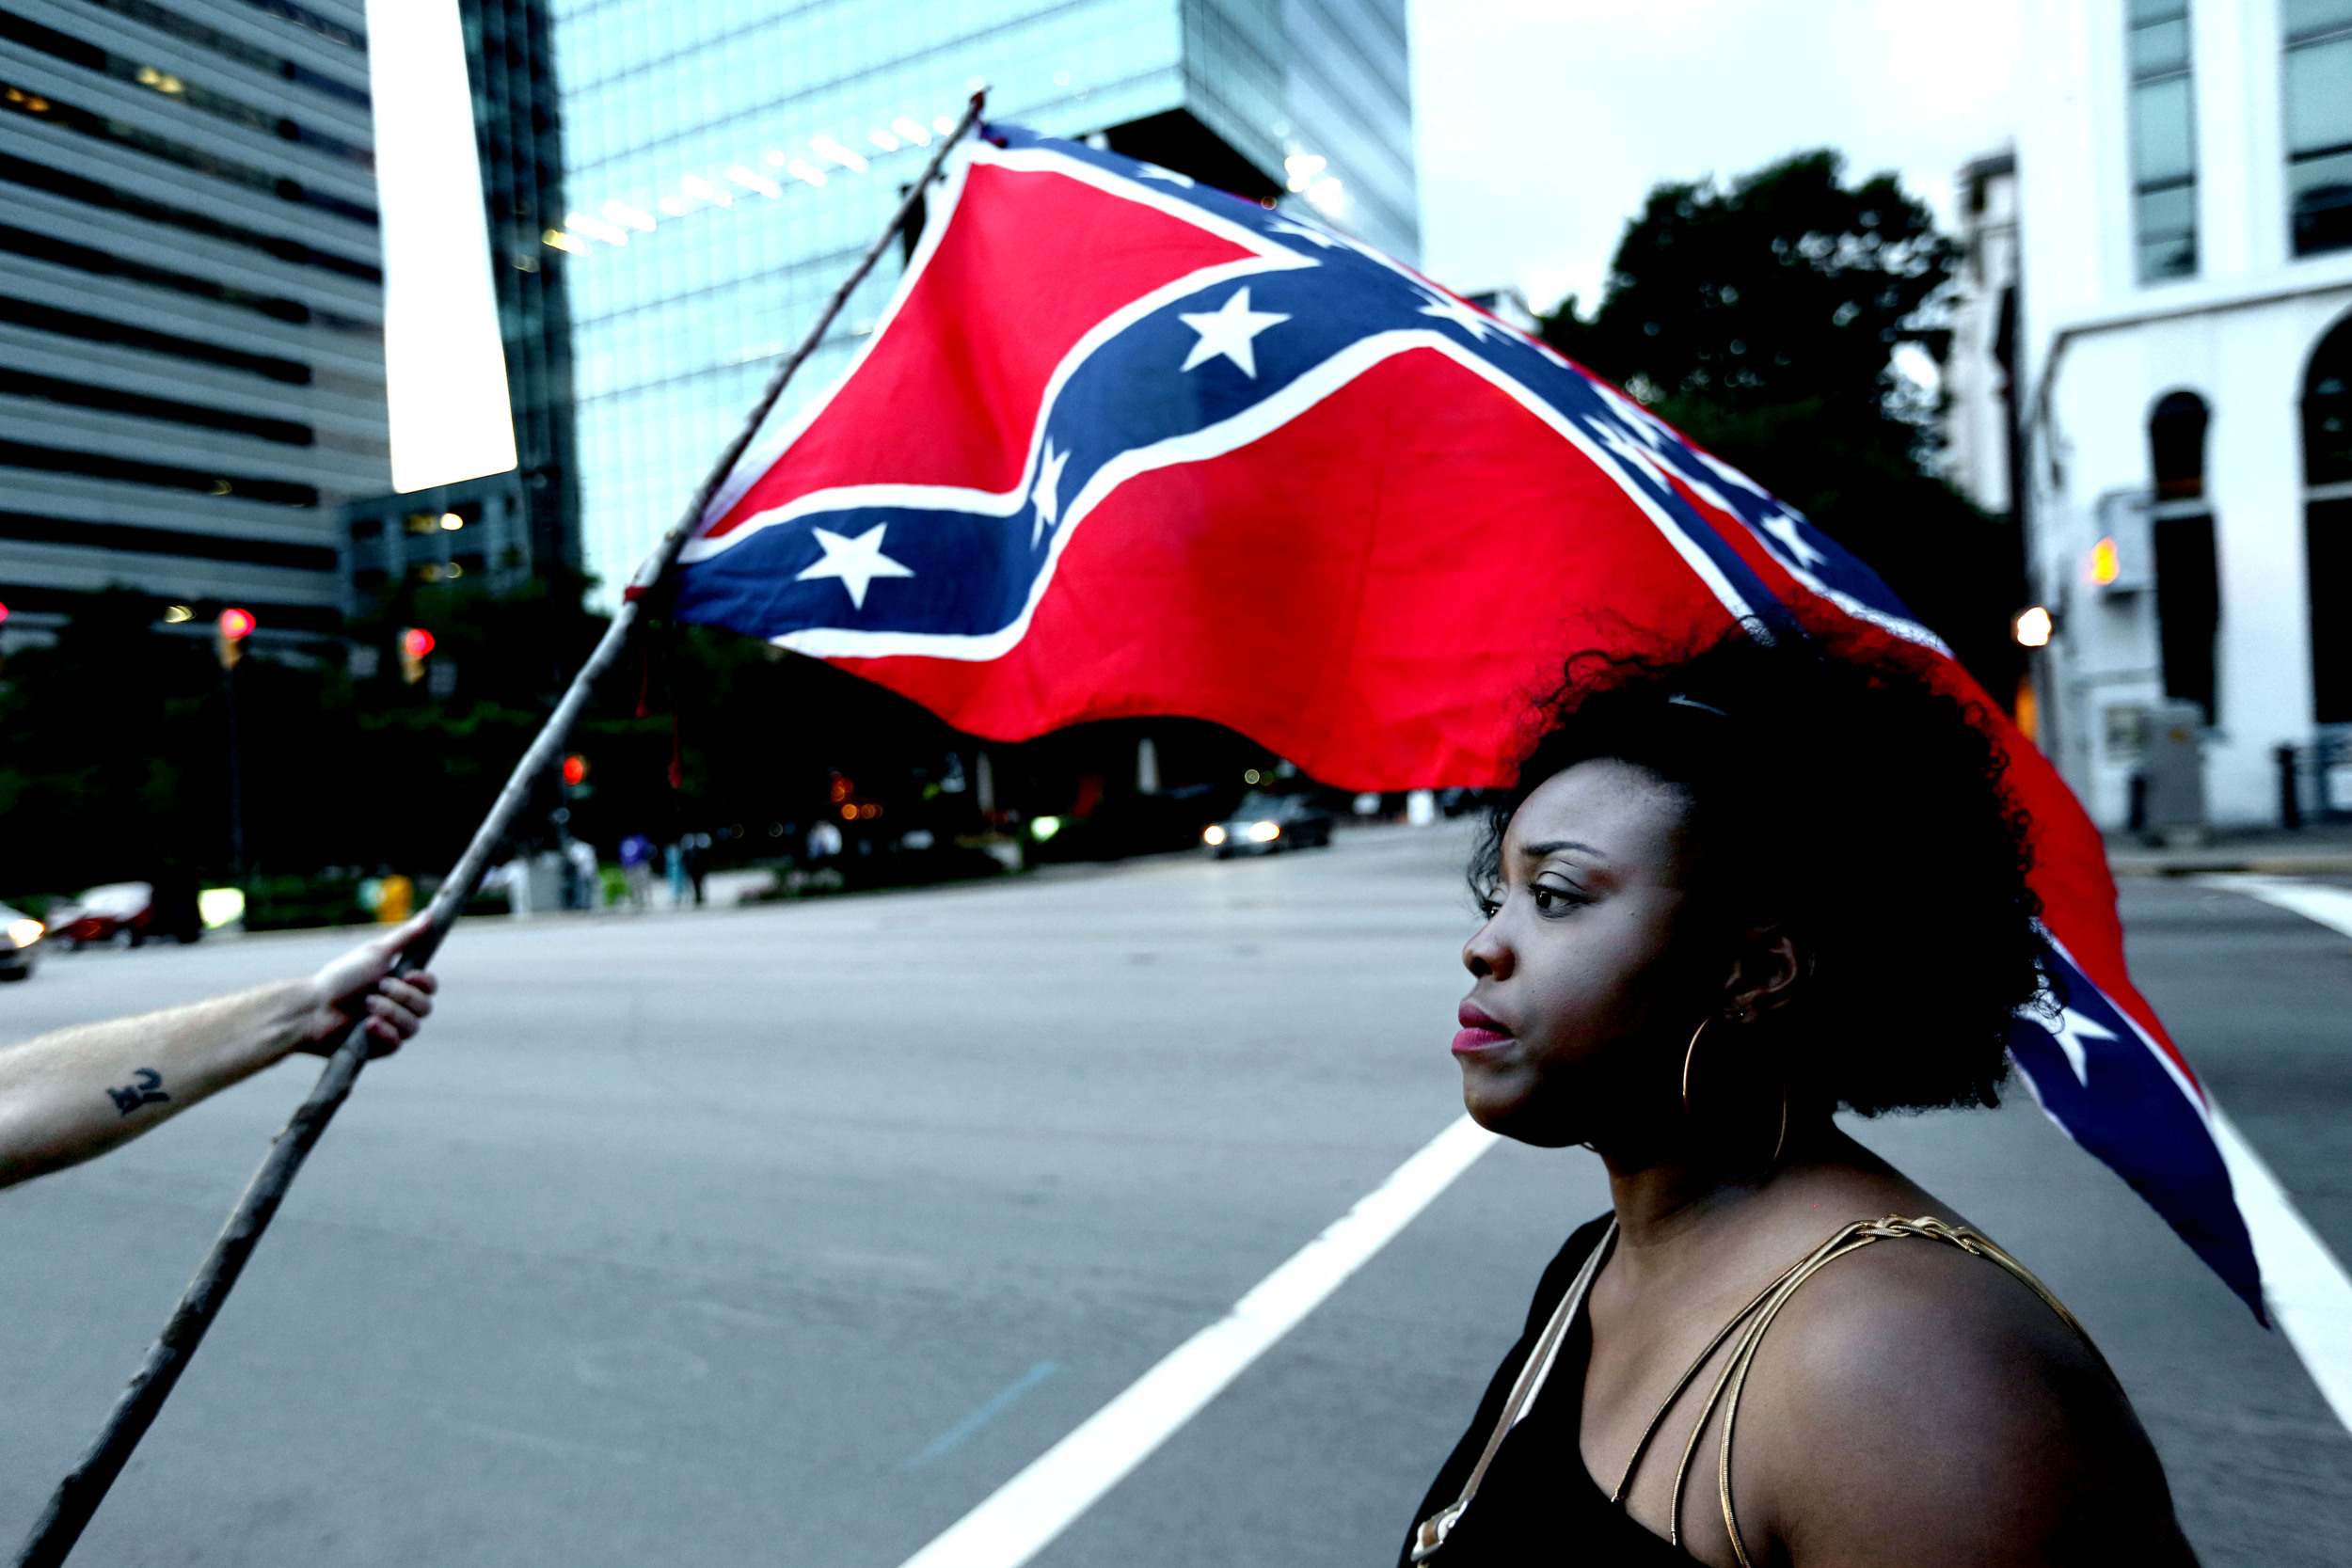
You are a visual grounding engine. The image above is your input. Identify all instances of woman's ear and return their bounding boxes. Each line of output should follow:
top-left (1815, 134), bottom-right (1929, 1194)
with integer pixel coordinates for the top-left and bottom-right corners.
top-left (1723, 924), bottom-right (1803, 1023)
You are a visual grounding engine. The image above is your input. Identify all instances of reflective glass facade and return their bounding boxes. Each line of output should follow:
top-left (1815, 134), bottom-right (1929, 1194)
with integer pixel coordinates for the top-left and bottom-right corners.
top-left (548, 0), bottom-right (1413, 601)
top-left (340, 0), bottom-right (580, 609)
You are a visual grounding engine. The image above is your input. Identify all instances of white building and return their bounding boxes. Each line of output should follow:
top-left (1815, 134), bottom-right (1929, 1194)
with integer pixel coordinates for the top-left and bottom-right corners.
top-left (2011, 0), bottom-right (2352, 829)
top-left (1945, 150), bottom-right (2022, 529)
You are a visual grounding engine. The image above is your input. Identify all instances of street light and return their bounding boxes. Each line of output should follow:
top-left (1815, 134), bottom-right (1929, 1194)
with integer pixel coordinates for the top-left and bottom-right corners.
top-left (215, 608), bottom-right (256, 879)
top-left (216, 606), bottom-right (255, 667)
top-left (2013, 606), bottom-right (2053, 649)
top-left (398, 626), bottom-right (435, 684)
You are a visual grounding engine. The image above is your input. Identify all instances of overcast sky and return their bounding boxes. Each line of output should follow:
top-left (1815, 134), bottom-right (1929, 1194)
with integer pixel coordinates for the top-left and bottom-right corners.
top-left (1407, 0), bottom-right (2022, 314)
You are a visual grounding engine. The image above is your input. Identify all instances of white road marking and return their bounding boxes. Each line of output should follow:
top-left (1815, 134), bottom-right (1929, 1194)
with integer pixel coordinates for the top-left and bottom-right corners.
top-left (2201, 873), bottom-right (2352, 941)
top-left (2208, 1110), bottom-right (2352, 1433)
top-left (896, 1115), bottom-right (1497, 1568)
top-left (2192, 875), bottom-right (2352, 1433)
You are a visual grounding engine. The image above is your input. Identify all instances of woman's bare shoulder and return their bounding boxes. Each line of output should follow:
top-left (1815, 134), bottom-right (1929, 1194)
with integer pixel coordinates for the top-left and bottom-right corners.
top-left (1728, 1230), bottom-right (2197, 1566)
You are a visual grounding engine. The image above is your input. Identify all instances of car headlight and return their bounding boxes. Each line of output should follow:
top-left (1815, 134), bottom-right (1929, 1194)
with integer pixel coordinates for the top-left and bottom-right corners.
top-left (1248, 820), bottom-right (1280, 843)
top-left (1202, 824), bottom-right (1226, 846)
top-left (7, 918), bottom-right (42, 948)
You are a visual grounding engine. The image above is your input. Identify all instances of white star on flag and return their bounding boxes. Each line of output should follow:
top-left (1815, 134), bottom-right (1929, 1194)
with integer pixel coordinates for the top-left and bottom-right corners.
top-left (1179, 287), bottom-right (1290, 378)
top-left (796, 522), bottom-right (913, 610)
top-left (1031, 439), bottom-right (1070, 546)
top-left (1415, 287), bottom-right (1500, 341)
top-left (1762, 513), bottom-right (1828, 568)
top-left (2045, 1006), bottom-right (2119, 1086)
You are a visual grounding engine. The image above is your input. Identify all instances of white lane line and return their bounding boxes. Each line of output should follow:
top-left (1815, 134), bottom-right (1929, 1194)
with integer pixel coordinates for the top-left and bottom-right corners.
top-left (2209, 1109), bottom-right (2352, 1433)
top-left (2191, 875), bottom-right (2352, 1433)
top-left (2200, 873), bottom-right (2352, 940)
top-left (897, 1115), bottom-right (1497, 1568)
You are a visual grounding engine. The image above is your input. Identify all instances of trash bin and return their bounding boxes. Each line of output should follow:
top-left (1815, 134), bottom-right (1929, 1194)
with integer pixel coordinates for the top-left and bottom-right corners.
top-left (2139, 701), bottom-right (2206, 845)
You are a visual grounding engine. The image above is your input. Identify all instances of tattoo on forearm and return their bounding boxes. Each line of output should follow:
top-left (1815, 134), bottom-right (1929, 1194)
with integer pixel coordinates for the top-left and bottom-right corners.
top-left (106, 1069), bottom-right (170, 1117)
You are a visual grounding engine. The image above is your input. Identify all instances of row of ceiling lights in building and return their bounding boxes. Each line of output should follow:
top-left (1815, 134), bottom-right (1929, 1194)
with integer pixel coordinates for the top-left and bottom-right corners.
top-left (544, 108), bottom-right (1353, 255)
top-left (545, 112), bottom-right (962, 255)
top-left (1282, 151), bottom-right (1347, 219)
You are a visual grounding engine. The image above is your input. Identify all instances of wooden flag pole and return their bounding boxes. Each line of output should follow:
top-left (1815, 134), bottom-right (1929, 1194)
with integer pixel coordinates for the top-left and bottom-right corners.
top-left (11, 90), bottom-right (987, 1568)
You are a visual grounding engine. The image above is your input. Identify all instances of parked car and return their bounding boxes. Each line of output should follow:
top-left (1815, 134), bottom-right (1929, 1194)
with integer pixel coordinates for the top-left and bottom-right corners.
top-left (1202, 792), bottom-right (1335, 857)
top-left (0, 902), bottom-right (44, 980)
top-left (46, 882), bottom-right (155, 948)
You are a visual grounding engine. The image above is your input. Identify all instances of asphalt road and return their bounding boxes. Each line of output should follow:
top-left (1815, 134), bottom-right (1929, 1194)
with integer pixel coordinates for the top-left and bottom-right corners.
top-left (0, 829), bottom-right (2346, 1567)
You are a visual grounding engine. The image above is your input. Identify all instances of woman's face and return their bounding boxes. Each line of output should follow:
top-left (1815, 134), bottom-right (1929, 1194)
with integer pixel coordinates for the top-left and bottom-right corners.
top-left (1454, 758), bottom-right (1699, 1148)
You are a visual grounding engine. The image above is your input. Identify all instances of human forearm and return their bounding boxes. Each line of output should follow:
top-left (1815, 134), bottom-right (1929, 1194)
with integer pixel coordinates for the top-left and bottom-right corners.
top-left (0, 918), bottom-right (437, 1190)
top-left (0, 980), bottom-right (322, 1188)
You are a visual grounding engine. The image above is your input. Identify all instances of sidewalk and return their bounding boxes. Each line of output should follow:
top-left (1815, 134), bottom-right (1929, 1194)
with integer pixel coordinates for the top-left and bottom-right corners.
top-left (2107, 823), bottom-right (2352, 878)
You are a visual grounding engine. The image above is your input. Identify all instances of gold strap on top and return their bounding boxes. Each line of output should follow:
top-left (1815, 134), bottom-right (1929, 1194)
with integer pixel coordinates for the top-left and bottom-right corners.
top-left (1610, 1215), bottom-right (2092, 1568)
top-left (1408, 1219), bottom-right (1619, 1562)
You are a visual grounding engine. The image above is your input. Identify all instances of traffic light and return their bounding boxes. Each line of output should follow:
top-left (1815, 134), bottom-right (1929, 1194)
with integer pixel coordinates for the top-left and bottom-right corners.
top-left (215, 607), bottom-right (255, 668)
top-left (398, 626), bottom-right (435, 684)
top-left (562, 753), bottom-right (588, 786)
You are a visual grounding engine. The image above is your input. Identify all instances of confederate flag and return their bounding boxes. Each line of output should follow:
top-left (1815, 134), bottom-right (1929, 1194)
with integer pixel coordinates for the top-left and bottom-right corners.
top-left (670, 125), bottom-right (2265, 1317)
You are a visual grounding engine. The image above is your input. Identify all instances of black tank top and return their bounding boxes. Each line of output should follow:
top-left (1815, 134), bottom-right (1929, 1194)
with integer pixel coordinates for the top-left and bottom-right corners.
top-left (1398, 1215), bottom-right (1698, 1568)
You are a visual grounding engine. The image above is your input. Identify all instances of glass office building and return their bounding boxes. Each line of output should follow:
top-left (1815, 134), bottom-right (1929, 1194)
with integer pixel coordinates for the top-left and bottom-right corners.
top-left (342, 0), bottom-right (582, 610)
top-left (0, 0), bottom-right (383, 646)
top-left (547, 0), bottom-right (1414, 602)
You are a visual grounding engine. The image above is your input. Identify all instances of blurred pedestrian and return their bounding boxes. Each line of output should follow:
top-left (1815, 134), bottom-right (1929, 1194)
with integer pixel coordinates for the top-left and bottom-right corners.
top-left (147, 864), bottom-right (202, 946)
top-left (0, 918), bottom-right (437, 1190)
top-left (564, 838), bottom-right (599, 910)
top-left (619, 832), bottom-right (655, 911)
top-left (681, 832), bottom-right (710, 906)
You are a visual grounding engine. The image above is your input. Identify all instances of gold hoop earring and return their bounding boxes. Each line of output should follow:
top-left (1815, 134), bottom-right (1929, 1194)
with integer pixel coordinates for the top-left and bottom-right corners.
top-left (1680, 1014), bottom-right (1717, 1121)
top-left (1681, 1013), bottom-right (1791, 1170)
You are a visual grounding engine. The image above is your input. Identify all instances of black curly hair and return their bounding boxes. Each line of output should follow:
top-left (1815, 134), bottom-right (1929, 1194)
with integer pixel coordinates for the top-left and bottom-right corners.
top-left (1470, 630), bottom-right (2047, 1117)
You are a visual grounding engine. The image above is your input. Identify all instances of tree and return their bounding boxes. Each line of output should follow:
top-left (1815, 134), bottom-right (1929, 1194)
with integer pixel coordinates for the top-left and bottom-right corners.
top-left (1544, 151), bottom-right (2026, 704)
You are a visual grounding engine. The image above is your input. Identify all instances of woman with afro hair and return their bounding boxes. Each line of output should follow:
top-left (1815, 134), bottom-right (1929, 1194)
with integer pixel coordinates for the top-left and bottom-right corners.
top-left (1405, 632), bottom-right (2195, 1568)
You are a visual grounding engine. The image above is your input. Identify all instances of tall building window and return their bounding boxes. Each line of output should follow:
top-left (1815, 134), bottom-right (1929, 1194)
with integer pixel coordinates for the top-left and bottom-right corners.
top-left (2129, 0), bottom-right (2198, 281)
top-left (2286, 0), bottom-right (2352, 255)
top-left (2149, 392), bottom-right (2220, 719)
top-left (2304, 317), bottom-right (2352, 721)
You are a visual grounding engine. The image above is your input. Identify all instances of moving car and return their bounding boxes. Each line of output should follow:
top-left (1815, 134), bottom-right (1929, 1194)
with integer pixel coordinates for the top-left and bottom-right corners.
top-left (1202, 792), bottom-right (1335, 857)
top-left (46, 882), bottom-right (154, 948)
top-left (0, 903), bottom-right (44, 980)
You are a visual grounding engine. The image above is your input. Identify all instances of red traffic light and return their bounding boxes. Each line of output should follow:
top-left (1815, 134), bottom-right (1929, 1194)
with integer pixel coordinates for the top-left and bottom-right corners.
top-left (400, 626), bottom-right (436, 659)
top-left (217, 607), bottom-right (255, 640)
top-left (0, 601), bottom-right (9, 626)
top-left (562, 754), bottom-right (588, 786)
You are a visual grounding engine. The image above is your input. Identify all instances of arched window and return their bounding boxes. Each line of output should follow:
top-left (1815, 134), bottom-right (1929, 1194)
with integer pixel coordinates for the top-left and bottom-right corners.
top-left (2149, 389), bottom-right (2209, 499)
top-left (2307, 316), bottom-right (2352, 721)
top-left (2149, 391), bottom-right (2218, 720)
